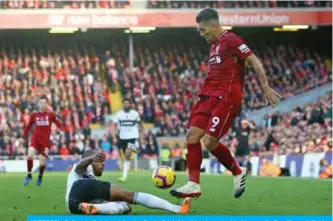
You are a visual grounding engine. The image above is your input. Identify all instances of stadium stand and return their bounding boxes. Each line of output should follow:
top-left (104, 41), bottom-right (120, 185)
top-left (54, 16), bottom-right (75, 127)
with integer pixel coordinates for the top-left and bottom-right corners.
top-left (231, 92), bottom-right (332, 156)
top-left (0, 48), bottom-right (111, 157)
top-left (0, 12), bottom-right (331, 160)
top-left (0, 43), bottom-right (160, 159)
top-left (0, 0), bottom-right (131, 9)
top-left (1, 0), bottom-right (331, 9)
top-left (0, 40), bottom-right (331, 158)
top-left (147, 0), bottom-right (332, 9)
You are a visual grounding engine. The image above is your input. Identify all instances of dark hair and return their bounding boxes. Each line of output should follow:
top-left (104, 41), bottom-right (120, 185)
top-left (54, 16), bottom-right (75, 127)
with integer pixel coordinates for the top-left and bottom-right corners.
top-left (122, 98), bottom-right (132, 103)
top-left (82, 149), bottom-right (97, 159)
top-left (39, 95), bottom-right (48, 101)
top-left (196, 8), bottom-right (219, 23)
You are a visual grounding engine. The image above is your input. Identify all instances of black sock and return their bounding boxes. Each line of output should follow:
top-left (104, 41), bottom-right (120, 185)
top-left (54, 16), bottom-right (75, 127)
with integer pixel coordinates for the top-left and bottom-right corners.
top-left (27, 174), bottom-right (32, 178)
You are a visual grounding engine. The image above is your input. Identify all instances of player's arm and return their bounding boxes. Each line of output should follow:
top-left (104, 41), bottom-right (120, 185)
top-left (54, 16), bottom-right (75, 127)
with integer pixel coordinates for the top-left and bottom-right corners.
top-left (51, 112), bottom-right (63, 130)
top-left (22, 113), bottom-right (35, 137)
top-left (75, 152), bottom-right (106, 175)
top-left (112, 114), bottom-right (120, 139)
top-left (245, 54), bottom-right (269, 91)
top-left (229, 36), bottom-right (281, 107)
top-left (245, 54), bottom-right (281, 107)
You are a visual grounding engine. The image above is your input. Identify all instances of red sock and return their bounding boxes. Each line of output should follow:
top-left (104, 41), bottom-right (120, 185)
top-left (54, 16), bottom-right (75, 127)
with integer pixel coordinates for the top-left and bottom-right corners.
top-left (210, 143), bottom-right (242, 176)
top-left (39, 165), bottom-right (45, 177)
top-left (27, 159), bottom-right (33, 174)
top-left (186, 143), bottom-right (202, 184)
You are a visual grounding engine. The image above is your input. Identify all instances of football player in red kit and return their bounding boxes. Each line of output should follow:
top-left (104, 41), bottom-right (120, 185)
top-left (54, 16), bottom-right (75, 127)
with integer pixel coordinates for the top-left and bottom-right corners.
top-left (22, 95), bottom-right (63, 186)
top-left (170, 9), bottom-right (281, 199)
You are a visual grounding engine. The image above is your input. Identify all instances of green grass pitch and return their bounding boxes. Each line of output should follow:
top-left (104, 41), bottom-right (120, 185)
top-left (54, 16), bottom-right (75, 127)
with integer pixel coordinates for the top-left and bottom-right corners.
top-left (0, 171), bottom-right (331, 220)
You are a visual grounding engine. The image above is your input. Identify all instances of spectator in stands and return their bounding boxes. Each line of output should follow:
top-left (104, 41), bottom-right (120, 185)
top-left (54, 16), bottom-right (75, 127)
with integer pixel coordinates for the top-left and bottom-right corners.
top-left (319, 159), bottom-right (332, 179)
top-left (100, 135), bottom-right (111, 153)
top-left (259, 157), bottom-right (281, 177)
top-left (160, 144), bottom-right (171, 166)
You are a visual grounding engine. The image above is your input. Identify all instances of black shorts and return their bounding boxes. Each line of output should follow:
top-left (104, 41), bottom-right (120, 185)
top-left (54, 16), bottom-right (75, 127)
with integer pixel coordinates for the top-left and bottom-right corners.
top-left (68, 178), bottom-right (111, 214)
top-left (118, 138), bottom-right (137, 152)
top-left (235, 145), bottom-right (249, 157)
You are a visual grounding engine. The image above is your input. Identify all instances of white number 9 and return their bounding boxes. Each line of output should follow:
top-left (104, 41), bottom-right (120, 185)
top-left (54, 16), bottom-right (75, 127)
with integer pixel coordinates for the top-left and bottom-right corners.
top-left (212, 117), bottom-right (220, 128)
top-left (209, 117), bottom-right (220, 132)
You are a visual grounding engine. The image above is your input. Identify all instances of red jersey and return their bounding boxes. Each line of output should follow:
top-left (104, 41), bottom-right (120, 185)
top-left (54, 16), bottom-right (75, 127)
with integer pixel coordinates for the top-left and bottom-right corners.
top-left (199, 31), bottom-right (253, 102)
top-left (23, 111), bottom-right (63, 142)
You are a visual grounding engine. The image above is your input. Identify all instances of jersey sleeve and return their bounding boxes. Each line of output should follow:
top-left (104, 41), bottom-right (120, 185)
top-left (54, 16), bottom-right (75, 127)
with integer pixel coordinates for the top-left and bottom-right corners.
top-left (66, 164), bottom-right (82, 189)
top-left (228, 35), bottom-right (253, 60)
top-left (136, 111), bottom-right (141, 123)
top-left (22, 113), bottom-right (35, 137)
top-left (50, 112), bottom-right (63, 130)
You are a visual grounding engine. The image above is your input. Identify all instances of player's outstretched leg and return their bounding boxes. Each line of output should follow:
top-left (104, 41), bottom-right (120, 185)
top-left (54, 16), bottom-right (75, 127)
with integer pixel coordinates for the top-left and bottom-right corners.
top-left (36, 154), bottom-right (47, 186)
top-left (233, 166), bottom-right (247, 198)
top-left (23, 147), bottom-right (36, 186)
top-left (203, 135), bottom-right (247, 198)
top-left (170, 127), bottom-right (204, 198)
top-left (110, 185), bottom-right (192, 214)
top-left (79, 201), bottom-right (131, 215)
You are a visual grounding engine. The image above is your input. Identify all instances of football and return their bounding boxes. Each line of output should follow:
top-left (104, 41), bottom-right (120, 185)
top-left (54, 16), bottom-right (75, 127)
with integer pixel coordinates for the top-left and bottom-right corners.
top-left (152, 166), bottom-right (176, 189)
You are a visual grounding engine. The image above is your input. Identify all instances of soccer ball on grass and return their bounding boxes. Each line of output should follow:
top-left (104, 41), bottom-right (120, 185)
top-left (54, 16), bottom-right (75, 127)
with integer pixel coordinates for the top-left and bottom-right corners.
top-left (152, 166), bottom-right (176, 189)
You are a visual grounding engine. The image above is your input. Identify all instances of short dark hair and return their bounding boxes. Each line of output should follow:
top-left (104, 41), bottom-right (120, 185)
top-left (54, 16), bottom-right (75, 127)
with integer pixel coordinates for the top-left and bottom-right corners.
top-left (39, 95), bottom-right (48, 101)
top-left (122, 98), bottom-right (132, 103)
top-left (196, 8), bottom-right (219, 23)
top-left (82, 149), bottom-right (97, 159)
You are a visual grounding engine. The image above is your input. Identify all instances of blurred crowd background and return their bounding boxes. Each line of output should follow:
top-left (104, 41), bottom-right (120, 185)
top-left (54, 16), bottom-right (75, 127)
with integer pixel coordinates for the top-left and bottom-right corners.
top-left (1, 0), bottom-right (331, 9)
top-left (0, 1), bottom-right (331, 174)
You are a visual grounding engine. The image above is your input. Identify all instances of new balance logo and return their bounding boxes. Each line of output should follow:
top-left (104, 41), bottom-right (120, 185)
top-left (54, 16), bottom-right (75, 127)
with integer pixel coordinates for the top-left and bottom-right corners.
top-left (238, 44), bottom-right (250, 53)
top-left (208, 55), bottom-right (222, 65)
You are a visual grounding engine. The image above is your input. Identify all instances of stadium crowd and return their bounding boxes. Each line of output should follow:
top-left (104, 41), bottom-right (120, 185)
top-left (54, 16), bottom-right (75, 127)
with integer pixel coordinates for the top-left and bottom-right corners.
top-left (1, 0), bottom-right (331, 9)
top-left (147, 0), bottom-right (332, 9)
top-left (231, 92), bottom-right (332, 156)
top-left (0, 41), bottom-right (331, 158)
top-left (0, 0), bottom-right (131, 9)
top-left (0, 48), bottom-right (112, 158)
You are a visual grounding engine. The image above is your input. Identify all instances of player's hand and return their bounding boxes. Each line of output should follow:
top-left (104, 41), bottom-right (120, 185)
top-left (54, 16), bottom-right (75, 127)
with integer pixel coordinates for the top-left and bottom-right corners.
top-left (92, 152), bottom-right (106, 162)
top-left (262, 86), bottom-right (281, 107)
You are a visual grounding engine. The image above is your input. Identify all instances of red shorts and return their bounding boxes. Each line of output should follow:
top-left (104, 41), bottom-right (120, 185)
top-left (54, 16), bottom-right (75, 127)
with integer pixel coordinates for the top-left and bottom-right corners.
top-left (30, 138), bottom-right (50, 157)
top-left (187, 96), bottom-right (241, 139)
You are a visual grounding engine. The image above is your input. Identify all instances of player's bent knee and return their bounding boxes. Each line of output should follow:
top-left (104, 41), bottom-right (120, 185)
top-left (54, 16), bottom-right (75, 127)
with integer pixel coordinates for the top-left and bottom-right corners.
top-left (202, 135), bottom-right (219, 151)
top-left (28, 147), bottom-right (36, 158)
top-left (186, 127), bottom-right (205, 144)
